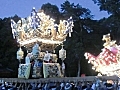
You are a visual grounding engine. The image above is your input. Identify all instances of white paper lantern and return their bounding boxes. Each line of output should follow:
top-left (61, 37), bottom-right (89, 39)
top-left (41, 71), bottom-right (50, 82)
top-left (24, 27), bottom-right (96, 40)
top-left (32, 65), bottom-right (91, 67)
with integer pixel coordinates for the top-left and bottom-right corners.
top-left (59, 45), bottom-right (66, 60)
top-left (17, 47), bottom-right (24, 60)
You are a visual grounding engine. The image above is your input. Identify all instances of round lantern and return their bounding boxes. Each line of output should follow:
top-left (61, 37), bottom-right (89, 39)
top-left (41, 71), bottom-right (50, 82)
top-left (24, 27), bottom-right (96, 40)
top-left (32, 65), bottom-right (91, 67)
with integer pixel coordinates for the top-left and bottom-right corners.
top-left (59, 45), bottom-right (66, 61)
top-left (17, 47), bottom-right (24, 63)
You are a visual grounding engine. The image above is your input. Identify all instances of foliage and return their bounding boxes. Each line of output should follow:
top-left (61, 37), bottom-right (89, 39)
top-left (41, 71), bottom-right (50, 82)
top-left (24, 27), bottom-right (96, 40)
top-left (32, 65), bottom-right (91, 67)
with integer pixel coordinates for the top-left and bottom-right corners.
top-left (93, 0), bottom-right (120, 42)
top-left (41, 3), bottom-right (61, 23)
top-left (0, 16), bottom-right (21, 77)
top-left (93, 0), bottom-right (120, 15)
top-left (61, 0), bottom-right (93, 20)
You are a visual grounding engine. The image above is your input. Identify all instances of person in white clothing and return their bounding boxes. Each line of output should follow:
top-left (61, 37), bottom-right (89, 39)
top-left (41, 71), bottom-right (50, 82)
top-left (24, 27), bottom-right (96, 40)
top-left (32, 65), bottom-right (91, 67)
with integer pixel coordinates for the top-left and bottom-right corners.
top-left (43, 51), bottom-right (51, 62)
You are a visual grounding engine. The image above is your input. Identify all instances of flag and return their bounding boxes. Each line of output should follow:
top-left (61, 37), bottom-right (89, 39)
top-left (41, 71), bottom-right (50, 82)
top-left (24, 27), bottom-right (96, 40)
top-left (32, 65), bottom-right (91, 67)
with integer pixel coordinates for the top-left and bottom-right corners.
top-left (11, 19), bottom-right (17, 39)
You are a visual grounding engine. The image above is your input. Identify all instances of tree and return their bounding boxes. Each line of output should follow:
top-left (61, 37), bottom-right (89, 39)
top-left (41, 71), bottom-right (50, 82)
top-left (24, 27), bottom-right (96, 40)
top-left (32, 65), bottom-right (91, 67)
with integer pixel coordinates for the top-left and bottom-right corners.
top-left (61, 0), bottom-right (93, 19)
top-left (0, 15), bottom-right (21, 77)
top-left (60, 1), bottom-right (97, 76)
top-left (93, 0), bottom-right (120, 42)
top-left (41, 3), bottom-right (61, 23)
top-left (93, 0), bottom-right (120, 15)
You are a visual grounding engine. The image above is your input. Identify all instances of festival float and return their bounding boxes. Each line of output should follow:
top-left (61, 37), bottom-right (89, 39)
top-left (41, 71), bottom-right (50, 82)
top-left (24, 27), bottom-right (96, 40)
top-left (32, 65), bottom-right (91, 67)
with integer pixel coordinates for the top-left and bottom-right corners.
top-left (84, 33), bottom-right (120, 77)
top-left (11, 7), bottom-right (74, 79)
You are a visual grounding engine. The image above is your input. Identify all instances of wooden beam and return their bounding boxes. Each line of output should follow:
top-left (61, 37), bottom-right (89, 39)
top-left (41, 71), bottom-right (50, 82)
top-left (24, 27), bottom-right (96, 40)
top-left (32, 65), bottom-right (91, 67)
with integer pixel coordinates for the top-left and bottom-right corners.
top-left (0, 76), bottom-right (118, 83)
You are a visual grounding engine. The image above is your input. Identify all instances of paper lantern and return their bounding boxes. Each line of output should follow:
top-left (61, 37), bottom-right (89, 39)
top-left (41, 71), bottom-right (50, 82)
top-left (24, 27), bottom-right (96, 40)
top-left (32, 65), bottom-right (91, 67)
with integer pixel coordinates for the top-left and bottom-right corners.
top-left (59, 45), bottom-right (66, 61)
top-left (17, 47), bottom-right (24, 63)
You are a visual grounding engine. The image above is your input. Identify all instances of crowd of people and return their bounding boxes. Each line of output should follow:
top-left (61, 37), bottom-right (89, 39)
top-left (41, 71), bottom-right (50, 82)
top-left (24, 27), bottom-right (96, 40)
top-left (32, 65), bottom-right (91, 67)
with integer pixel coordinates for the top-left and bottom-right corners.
top-left (0, 79), bottom-right (119, 90)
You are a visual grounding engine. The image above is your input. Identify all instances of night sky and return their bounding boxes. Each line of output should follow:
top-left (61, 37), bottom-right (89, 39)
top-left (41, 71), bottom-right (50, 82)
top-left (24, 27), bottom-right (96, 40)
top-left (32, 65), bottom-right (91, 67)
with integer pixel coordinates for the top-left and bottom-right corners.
top-left (0, 0), bottom-right (109, 20)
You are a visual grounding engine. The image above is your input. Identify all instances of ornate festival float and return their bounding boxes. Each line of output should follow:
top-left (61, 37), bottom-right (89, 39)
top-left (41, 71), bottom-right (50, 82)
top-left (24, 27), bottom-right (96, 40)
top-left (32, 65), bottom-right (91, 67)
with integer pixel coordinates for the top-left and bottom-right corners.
top-left (84, 33), bottom-right (120, 77)
top-left (11, 7), bottom-right (74, 79)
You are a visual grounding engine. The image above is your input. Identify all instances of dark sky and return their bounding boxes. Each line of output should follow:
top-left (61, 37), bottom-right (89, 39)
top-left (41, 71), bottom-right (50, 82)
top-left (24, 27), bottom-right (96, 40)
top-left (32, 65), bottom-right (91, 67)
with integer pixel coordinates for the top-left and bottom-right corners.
top-left (0, 0), bottom-right (109, 20)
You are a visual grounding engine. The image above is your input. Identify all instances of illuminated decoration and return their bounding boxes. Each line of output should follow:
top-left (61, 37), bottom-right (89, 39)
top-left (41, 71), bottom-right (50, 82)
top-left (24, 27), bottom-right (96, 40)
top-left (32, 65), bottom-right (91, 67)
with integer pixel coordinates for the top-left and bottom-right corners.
top-left (11, 7), bottom-right (74, 78)
top-left (43, 63), bottom-right (62, 78)
top-left (18, 64), bottom-right (31, 79)
top-left (32, 42), bottom-right (41, 57)
top-left (17, 47), bottom-right (24, 63)
top-left (11, 7), bottom-right (74, 46)
top-left (59, 45), bottom-right (66, 60)
top-left (84, 33), bottom-right (120, 77)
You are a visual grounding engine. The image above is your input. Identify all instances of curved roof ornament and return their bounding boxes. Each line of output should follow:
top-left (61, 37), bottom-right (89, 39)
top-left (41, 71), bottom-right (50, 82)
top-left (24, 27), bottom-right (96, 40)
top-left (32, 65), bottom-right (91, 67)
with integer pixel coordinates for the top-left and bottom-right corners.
top-left (11, 7), bottom-right (74, 46)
